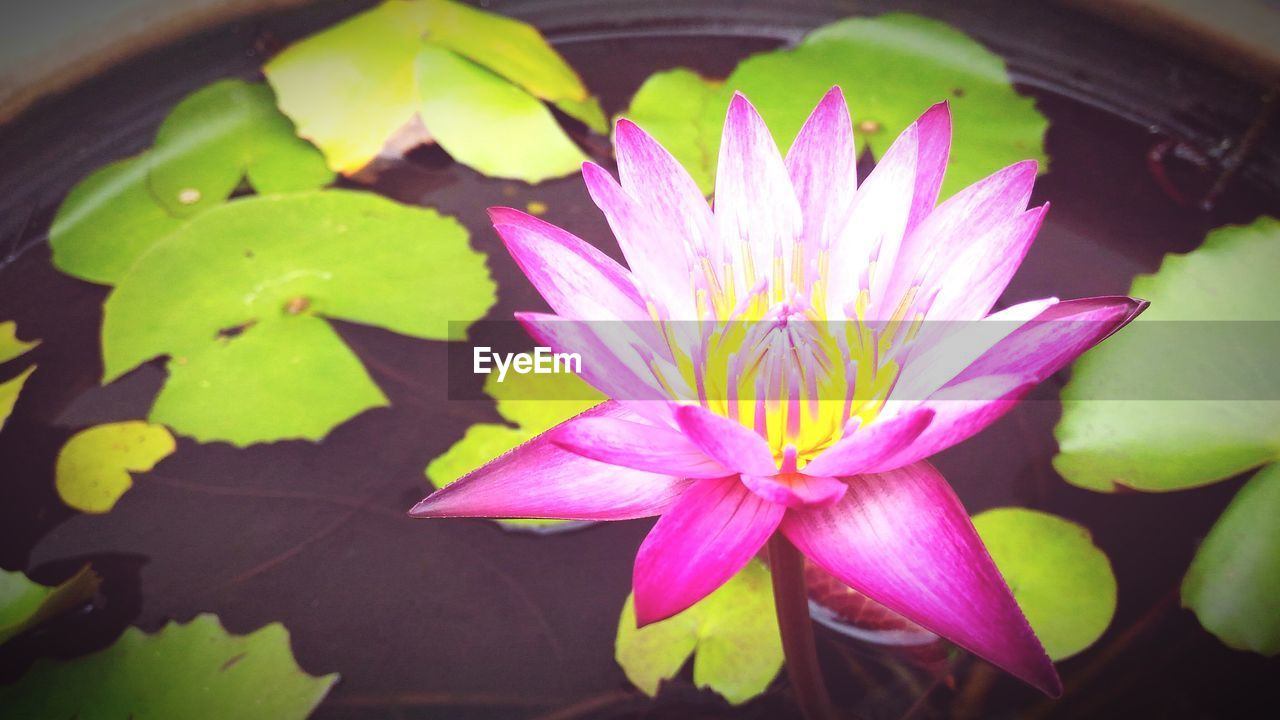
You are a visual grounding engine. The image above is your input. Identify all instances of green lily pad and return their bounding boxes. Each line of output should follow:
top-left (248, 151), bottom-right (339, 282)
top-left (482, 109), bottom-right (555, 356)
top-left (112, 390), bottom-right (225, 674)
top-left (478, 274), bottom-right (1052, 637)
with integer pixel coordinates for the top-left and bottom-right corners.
top-left (973, 508), bottom-right (1116, 661)
top-left (0, 366), bottom-right (36, 432)
top-left (1182, 463), bottom-right (1280, 656)
top-left (102, 190), bottom-right (496, 446)
top-left (148, 78), bottom-right (333, 216)
top-left (49, 156), bottom-right (186, 284)
top-left (0, 321), bottom-right (40, 364)
top-left (55, 421), bottom-right (176, 514)
top-left (49, 80), bottom-right (331, 285)
top-left (0, 566), bottom-right (101, 645)
top-left (264, 0), bottom-right (595, 181)
top-left (1054, 217), bottom-right (1280, 492)
top-left (620, 69), bottom-right (724, 195)
top-left (615, 559), bottom-right (782, 705)
top-left (427, 365), bottom-right (602, 530)
top-left (0, 614), bottom-right (338, 718)
top-left (620, 14), bottom-right (1047, 199)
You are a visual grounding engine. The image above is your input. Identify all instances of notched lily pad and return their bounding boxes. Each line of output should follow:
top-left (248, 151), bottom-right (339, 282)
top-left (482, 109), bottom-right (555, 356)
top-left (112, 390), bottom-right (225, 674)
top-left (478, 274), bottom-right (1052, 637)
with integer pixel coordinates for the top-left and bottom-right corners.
top-left (0, 614), bottom-right (338, 718)
top-left (148, 78), bottom-right (333, 216)
top-left (620, 14), bottom-right (1047, 198)
top-left (265, 0), bottom-right (597, 181)
top-left (427, 366), bottom-right (602, 531)
top-left (1055, 217), bottom-right (1280, 492)
top-left (0, 566), bottom-right (101, 645)
top-left (49, 157), bottom-right (187, 284)
top-left (55, 421), bottom-right (176, 514)
top-left (973, 508), bottom-right (1116, 661)
top-left (102, 190), bottom-right (496, 446)
top-left (1182, 463), bottom-right (1280, 656)
top-left (50, 80), bottom-right (330, 285)
top-left (615, 559), bottom-right (782, 705)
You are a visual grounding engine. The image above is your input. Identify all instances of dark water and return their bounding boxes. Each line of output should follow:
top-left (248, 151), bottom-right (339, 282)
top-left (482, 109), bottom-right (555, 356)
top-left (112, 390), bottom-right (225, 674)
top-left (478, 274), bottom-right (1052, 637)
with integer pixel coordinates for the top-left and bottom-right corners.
top-left (1, 1), bottom-right (1278, 718)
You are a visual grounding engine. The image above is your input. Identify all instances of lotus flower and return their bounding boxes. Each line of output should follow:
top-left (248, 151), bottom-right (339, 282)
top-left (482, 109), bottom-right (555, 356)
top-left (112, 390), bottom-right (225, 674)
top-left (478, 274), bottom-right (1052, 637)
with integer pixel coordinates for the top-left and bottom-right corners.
top-left (411, 87), bottom-right (1145, 696)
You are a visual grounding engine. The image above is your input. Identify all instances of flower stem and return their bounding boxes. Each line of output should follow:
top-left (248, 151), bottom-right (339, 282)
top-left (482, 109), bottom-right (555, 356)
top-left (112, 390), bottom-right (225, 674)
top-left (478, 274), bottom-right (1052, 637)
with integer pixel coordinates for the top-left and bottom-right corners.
top-left (769, 532), bottom-right (838, 720)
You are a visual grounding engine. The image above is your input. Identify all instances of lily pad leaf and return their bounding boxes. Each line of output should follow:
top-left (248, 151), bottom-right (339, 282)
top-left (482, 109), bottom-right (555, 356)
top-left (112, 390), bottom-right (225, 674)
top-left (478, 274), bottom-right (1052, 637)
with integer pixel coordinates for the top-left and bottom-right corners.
top-left (621, 14), bottom-right (1047, 198)
top-left (102, 190), bottom-right (496, 446)
top-left (1, 366), bottom-right (37, 432)
top-left (414, 44), bottom-right (584, 183)
top-left (427, 365), bottom-right (602, 531)
top-left (620, 69), bottom-right (724, 195)
top-left (973, 508), bottom-right (1116, 661)
top-left (264, 0), bottom-right (596, 181)
top-left (48, 156), bottom-right (186, 284)
top-left (1182, 463), bottom-right (1280, 655)
top-left (0, 566), bottom-right (101, 645)
top-left (0, 614), bottom-right (338, 718)
top-left (55, 421), bottom-right (176, 514)
top-left (0, 321), bottom-right (40, 364)
top-left (616, 559), bottom-right (782, 705)
top-left (148, 78), bottom-right (333, 216)
top-left (49, 80), bottom-right (330, 285)
top-left (1054, 217), bottom-right (1280, 492)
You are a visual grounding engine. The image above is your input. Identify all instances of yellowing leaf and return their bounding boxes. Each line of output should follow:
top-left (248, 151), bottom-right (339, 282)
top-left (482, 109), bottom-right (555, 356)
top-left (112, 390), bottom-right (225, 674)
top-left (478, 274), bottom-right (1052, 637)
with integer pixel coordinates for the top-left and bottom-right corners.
top-left (427, 365), bottom-right (601, 531)
top-left (265, 0), bottom-right (596, 181)
top-left (0, 365), bottom-right (36, 432)
top-left (0, 614), bottom-right (338, 718)
top-left (0, 566), bottom-right (101, 645)
top-left (616, 560), bottom-right (782, 705)
top-left (415, 44), bottom-right (584, 183)
top-left (0, 321), bottom-right (40, 364)
top-left (262, 3), bottom-right (424, 174)
top-left (56, 421), bottom-right (176, 513)
top-left (101, 190), bottom-right (495, 446)
top-left (973, 508), bottom-right (1117, 661)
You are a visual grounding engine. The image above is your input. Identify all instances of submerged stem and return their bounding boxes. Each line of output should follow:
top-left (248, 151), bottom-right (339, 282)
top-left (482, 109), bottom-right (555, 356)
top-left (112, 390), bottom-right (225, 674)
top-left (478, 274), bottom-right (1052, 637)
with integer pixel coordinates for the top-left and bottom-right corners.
top-left (769, 532), bottom-right (838, 720)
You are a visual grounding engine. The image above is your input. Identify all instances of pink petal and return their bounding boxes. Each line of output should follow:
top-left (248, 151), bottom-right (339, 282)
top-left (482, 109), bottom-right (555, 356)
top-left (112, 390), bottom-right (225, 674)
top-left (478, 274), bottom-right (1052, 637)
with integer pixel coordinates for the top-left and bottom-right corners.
top-left (673, 404), bottom-right (777, 476)
top-left (613, 118), bottom-right (718, 259)
top-left (826, 121), bottom-right (918, 320)
top-left (516, 312), bottom-right (679, 427)
top-left (549, 415), bottom-right (731, 479)
top-left (927, 202), bottom-right (1048, 322)
top-left (489, 207), bottom-right (650, 322)
top-left (894, 297), bottom-right (1059, 402)
top-left (886, 159), bottom-right (1038, 321)
top-left (864, 374), bottom-right (1038, 474)
top-left (786, 87), bottom-right (856, 260)
top-left (410, 402), bottom-right (694, 521)
top-left (633, 476), bottom-right (784, 625)
top-left (581, 161), bottom-right (697, 318)
top-left (741, 473), bottom-right (848, 508)
top-left (906, 101), bottom-right (952, 234)
top-left (715, 92), bottom-right (804, 292)
top-left (871, 296), bottom-right (1147, 472)
top-left (954, 296), bottom-right (1149, 383)
top-left (782, 461), bottom-right (1061, 696)
top-left (801, 407), bottom-right (935, 477)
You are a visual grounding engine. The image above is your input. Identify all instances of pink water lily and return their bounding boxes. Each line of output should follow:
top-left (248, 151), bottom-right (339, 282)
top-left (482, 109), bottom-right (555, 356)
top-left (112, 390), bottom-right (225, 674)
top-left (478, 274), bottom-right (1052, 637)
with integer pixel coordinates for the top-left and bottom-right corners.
top-left (411, 87), bottom-right (1145, 697)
